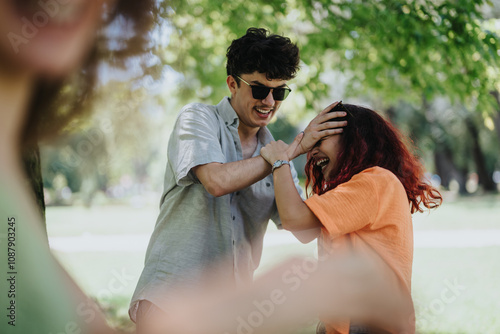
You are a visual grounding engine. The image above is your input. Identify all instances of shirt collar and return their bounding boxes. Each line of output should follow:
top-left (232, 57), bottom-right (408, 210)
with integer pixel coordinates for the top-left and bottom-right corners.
top-left (217, 97), bottom-right (239, 127)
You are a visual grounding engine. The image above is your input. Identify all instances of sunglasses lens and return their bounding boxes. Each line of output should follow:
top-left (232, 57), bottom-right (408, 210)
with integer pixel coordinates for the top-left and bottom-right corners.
top-left (250, 85), bottom-right (291, 101)
top-left (251, 86), bottom-right (271, 100)
top-left (273, 88), bottom-right (290, 101)
top-left (273, 89), bottom-right (284, 101)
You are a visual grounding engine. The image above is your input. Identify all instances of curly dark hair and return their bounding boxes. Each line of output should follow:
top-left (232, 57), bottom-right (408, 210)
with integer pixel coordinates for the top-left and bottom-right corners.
top-left (305, 104), bottom-right (442, 214)
top-left (226, 27), bottom-right (300, 83)
top-left (22, 0), bottom-right (157, 147)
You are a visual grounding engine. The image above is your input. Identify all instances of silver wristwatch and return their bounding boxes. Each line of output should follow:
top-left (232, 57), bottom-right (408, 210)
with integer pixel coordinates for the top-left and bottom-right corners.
top-left (272, 159), bottom-right (290, 173)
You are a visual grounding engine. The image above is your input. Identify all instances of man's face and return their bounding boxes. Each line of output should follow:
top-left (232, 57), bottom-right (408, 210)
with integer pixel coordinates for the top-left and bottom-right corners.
top-left (227, 71), bottom-right (288, 130)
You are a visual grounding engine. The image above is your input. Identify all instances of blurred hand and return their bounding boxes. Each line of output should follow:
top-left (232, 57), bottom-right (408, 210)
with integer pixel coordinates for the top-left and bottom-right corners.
top-left (288, 101), bottom-right (347, 160)
top-left (145, 254), bottom-right (410, 334)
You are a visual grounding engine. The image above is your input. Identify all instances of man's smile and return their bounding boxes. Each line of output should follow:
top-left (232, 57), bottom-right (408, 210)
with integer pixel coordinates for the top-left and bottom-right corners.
top-left (255, 107), bottom-right (273, 115)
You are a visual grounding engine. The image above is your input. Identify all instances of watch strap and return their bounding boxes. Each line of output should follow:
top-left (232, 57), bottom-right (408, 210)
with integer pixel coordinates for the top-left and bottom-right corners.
top-left (272, 160), bottom-right (290, 173)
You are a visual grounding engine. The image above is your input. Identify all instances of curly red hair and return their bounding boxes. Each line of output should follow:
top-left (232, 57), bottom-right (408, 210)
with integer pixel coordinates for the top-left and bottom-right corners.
top-left (305, 104), bottom-right (442, 213)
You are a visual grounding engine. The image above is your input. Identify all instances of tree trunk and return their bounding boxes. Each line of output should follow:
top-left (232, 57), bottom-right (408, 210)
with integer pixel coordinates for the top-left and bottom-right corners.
top-left (490, 91), bottom-right (500, 142)
top-left (385, 106), bottom-right (397, 124)
top-left (22, 144), bottom-right (47, 238)
top-left (464, 117), bottom-right (496, 192)
top-left (494, 110), bottom-right (500, 142)
top-left (433, 146), bottom-right (468, 194)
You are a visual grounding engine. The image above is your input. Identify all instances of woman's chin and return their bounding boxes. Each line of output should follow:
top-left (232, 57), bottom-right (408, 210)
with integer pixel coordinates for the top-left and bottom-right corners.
top-left (322, 166), bottom-right (332, 182)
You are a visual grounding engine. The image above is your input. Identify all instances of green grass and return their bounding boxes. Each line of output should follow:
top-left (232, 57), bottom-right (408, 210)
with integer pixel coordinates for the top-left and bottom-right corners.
top-left (46, 194), bottom-right (500, 334)
top-left (412, 193), bottom-right (500, 230)
top-left (413, 247), bottom-right (500, 333)
top-left (46, 205), bottom-right (159, 237)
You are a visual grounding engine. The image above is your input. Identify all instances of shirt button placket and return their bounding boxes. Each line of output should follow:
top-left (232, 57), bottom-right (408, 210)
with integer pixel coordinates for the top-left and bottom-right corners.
top-left (231, 214), bottom-right (236, 246)
top-left (230, 201), bottom-right (236, 250)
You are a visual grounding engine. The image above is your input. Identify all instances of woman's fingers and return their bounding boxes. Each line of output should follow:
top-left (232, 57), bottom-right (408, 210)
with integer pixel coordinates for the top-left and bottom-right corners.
top-left (318, 120), bottom-right (347, 131)
top-left (320, 128), bottom-right (344, 137)
top-left (298, 102), bottom-right (347, 155)
top-left (318, 101), bottom-right (341, 115)
top-left (316, 111), bottom-right (347, 124)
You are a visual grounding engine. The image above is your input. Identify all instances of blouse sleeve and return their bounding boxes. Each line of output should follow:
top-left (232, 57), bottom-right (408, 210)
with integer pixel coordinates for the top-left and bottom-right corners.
top-left (304, 172), bottom-right (379, 239)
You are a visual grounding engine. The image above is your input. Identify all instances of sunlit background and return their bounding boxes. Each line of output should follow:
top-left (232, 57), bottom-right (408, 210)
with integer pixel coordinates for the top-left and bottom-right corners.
top-left (38, 1), bottom-right (500, 333)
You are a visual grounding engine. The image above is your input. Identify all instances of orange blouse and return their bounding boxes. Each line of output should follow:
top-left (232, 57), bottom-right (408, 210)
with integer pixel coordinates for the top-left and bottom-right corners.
top-left (305, 167), bottom-right (415, 334)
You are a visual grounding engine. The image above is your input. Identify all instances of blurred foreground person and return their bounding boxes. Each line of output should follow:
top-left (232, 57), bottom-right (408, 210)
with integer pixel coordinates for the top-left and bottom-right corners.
top-left (0, 1), bottom-right (154, 333)
top-left (260, 103), bottom-right (443, 333)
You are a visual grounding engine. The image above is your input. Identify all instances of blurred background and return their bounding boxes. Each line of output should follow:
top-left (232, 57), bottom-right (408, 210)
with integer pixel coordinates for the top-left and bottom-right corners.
top-left (36, 0), bottom-right (500, 333)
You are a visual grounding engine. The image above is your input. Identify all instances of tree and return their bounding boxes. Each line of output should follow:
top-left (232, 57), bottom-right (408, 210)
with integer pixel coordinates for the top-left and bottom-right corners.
top-left (159, 0), bottom-right (499, 111)
top-left (156, 0), bottom-right (500, 191)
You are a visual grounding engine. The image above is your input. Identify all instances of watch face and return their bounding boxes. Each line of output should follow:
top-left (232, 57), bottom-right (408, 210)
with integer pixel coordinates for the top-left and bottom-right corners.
top-left (272, 160), bottom-right (289, 172)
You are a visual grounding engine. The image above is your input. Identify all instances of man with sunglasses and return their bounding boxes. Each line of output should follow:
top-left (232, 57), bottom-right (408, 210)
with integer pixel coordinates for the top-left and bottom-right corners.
top-left (130, 28), bottom-right (345, 330)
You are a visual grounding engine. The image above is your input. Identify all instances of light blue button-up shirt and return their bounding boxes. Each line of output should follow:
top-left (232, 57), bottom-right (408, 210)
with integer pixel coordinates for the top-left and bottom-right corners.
top-left (130, 97), bottom-right (302, 318)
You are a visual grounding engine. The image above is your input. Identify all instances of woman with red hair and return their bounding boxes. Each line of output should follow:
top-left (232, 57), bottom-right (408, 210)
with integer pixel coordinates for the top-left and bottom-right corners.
top-left (260, 102), bottom-right (442, 334)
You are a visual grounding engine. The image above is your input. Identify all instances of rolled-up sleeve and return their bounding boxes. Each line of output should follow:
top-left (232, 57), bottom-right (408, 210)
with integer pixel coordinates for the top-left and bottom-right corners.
top-left (168, 104), bottom-right (226, 186)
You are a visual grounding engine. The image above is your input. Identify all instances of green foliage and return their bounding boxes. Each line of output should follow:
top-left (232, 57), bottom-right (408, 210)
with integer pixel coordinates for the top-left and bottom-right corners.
top-left (42, 1), bottom-right (500, 198)
top-left (41, 80), bottom-right (171, 203)
top-left (158, 0), bottom-right (500, 115)
top-left (157, 0), bottom-right (294, 104)
top-left (149, 0), bottom-right (500, 190)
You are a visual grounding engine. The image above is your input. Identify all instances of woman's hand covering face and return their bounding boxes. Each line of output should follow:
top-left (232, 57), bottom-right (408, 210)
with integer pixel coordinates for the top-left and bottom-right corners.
top-left (288, 101), bottom-right (347, 160)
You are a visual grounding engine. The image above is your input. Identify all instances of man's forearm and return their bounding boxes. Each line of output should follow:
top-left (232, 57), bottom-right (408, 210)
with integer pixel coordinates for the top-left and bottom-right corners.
top-left (193, 155), bottom-right (272, 197)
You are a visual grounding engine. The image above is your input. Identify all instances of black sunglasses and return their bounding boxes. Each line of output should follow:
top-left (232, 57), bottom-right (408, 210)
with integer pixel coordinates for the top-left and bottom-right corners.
top-left (236, 75), bottom-right (292, 101)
